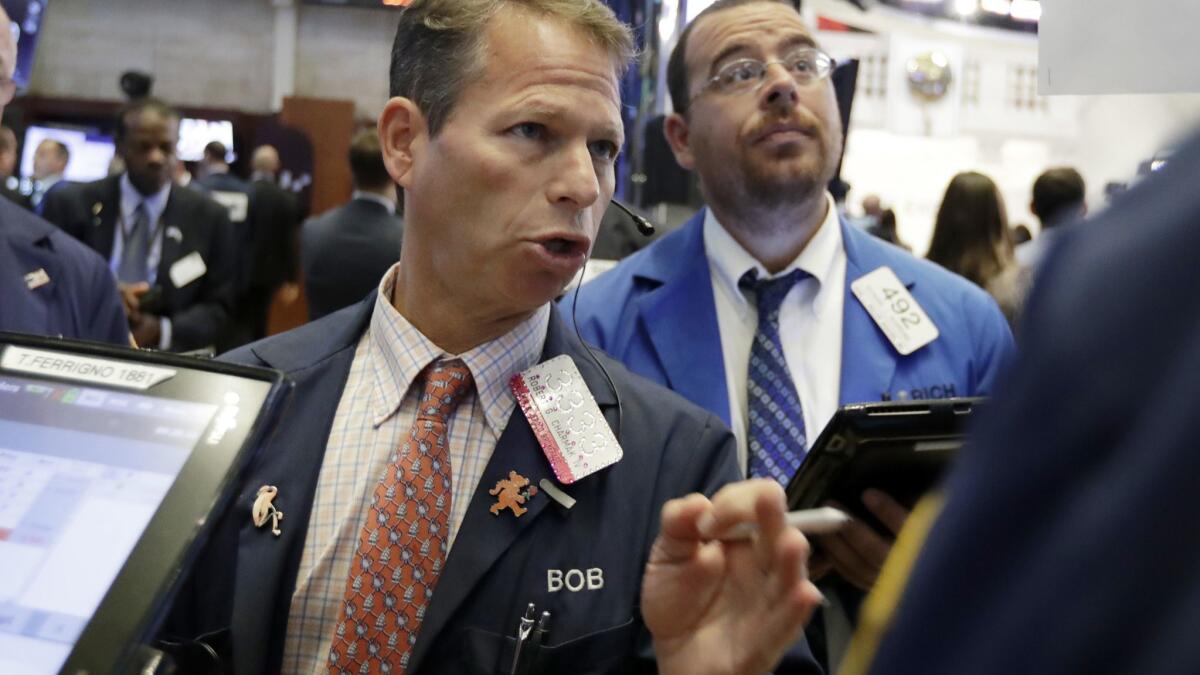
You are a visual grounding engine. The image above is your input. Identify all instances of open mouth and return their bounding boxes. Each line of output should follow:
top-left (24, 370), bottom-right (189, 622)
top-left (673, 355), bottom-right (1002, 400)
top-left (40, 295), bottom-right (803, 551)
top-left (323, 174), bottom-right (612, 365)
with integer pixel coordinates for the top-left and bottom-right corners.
top-left (538, 236), bottom-right (587, 257)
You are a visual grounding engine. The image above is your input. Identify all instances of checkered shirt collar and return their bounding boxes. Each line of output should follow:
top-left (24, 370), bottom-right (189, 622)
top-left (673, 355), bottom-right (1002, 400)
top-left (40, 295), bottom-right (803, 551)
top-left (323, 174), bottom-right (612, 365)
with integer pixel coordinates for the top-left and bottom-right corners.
top-left (366, 264), bottom-right (550, 434)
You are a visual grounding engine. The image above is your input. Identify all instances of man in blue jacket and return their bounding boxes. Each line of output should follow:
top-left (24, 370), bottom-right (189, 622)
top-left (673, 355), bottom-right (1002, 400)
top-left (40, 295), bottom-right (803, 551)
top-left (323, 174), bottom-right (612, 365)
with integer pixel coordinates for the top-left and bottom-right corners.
top-left (568, 0), bottom-right (1014, 665)
top-left (0, 4), bottom-right (127, 346)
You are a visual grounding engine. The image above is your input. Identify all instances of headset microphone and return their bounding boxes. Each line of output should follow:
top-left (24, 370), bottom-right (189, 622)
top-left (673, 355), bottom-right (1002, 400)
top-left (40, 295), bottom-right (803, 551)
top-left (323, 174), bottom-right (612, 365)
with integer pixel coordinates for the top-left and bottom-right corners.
top-left (609, 199), bottom-right (655, 237)
top-left (564, 200), bottom-right (654, 440)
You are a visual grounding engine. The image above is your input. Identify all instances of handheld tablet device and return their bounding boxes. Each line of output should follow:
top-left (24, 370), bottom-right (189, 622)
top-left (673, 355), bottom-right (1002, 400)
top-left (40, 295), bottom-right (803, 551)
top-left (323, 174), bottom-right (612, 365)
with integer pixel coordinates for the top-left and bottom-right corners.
top-left (0, 332), bottom-right (287, 675)
top-left (785, 398), bottom-right (982, 533)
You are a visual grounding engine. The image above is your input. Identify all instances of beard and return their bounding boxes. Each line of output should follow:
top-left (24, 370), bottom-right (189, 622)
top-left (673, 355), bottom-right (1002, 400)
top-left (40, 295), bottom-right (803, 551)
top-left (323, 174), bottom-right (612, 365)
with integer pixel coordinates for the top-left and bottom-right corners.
top-left (700, 129), bottom-right (841, 235)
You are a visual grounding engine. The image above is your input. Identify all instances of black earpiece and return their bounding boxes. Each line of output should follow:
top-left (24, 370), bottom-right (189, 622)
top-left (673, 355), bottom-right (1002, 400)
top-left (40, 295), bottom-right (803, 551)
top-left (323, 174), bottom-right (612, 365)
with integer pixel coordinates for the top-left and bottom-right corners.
top-left (609, 199), bottom-right (655, 237)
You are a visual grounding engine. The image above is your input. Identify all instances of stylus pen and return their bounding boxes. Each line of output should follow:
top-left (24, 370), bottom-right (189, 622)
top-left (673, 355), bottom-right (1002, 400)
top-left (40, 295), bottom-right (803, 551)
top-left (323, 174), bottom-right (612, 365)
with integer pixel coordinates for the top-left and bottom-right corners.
top-left (509, 603), bottom-right (536, 675)
top-left (714, 507), bottom-right (851, 541)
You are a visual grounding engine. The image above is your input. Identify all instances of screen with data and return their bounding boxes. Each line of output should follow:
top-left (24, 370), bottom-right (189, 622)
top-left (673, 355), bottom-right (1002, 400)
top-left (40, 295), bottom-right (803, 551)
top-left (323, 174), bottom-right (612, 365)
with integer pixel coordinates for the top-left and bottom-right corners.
top-left (0, 376), bottom-right (218, 675)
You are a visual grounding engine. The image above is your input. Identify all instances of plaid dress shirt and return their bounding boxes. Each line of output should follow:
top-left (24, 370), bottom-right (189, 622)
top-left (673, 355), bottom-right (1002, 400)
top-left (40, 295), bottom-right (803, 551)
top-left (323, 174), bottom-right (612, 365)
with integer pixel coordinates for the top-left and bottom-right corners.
top-left (281, 265), bottom-right (550, 674)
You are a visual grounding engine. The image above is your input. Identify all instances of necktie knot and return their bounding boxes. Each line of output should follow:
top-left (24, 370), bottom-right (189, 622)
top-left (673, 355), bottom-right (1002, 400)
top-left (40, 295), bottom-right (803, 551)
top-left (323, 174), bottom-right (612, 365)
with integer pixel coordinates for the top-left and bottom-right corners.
top-left (740, 268), bottom-right (809, 323)
top-left (417, 358), bottom-right (474, 423)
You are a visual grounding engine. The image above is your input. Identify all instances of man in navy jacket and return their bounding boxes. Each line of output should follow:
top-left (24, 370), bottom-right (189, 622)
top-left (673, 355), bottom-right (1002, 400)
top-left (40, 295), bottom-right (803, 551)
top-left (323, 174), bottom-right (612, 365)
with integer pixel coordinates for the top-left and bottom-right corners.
top-left (162, 2), bottom-right (824, 673)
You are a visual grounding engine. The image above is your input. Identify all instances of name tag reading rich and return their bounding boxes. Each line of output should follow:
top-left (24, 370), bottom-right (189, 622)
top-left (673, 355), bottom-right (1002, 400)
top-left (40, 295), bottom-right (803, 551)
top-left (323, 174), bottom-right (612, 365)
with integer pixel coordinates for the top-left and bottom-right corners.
top-left (851, 266), bottom-right (939, 356)
top-left (511, 355), bottom-right (623, 484)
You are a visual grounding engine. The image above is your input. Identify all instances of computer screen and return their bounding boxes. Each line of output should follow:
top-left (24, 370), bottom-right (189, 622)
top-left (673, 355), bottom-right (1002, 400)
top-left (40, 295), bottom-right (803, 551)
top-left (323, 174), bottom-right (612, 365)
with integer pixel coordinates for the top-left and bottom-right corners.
top-left (176, 118), bottom-right (235, 163)
top-left (20, 125), bottom-right (116, 183)
top-left (0, 376), bottom-right (218, 674)
top-left (0, 336), bottom-right (286, 675)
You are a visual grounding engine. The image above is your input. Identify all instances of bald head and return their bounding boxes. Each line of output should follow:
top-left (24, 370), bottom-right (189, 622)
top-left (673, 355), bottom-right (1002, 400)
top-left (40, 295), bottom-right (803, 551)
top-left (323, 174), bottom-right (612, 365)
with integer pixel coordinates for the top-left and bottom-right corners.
top-left (251, 145), bottom-right (280, 177)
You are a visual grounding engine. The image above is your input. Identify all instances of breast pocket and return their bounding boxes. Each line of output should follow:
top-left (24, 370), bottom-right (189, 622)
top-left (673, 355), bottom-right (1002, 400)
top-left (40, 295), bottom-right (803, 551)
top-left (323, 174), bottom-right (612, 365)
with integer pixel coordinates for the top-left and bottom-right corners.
top-left (457, 617), bottom-right (639, 675)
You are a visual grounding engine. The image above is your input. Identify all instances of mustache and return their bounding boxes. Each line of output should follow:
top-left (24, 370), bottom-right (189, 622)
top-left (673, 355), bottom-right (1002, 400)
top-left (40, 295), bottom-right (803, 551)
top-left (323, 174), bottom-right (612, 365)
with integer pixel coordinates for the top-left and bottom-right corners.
top-left (750, 109), bottom-right (824, 142)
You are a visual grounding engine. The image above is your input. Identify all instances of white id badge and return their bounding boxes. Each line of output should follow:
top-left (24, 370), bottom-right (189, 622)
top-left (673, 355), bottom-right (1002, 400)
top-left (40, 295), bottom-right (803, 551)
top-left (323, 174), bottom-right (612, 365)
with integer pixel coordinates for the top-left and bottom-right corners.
top-left (510, 355), bottom-right (623, 484)
top-left (169, 251), bottom-right (207, 288)
top-left (851, 266), bottom-right (939, 355)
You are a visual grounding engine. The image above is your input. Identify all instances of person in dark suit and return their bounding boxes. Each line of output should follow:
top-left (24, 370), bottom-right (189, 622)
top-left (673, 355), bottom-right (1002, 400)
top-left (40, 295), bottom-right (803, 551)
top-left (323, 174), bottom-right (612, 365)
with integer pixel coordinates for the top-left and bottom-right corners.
top-left (160, 3), bottom-right (824, 674)
top-left (0, 7), bottom-right (127, 345)
top-left (195, 140), bottom-right (253, 228)
top-left (226, 143), bottom-right (301, 344)
top-left (0, 125), bottom-right (31, 210)
top-left (42, 98), bottom-right (236, 352)
top-left (0, 196), bottom-right (129, 344)
top-left (301, 130), bottom-right (404, 320)
top-left (843, 129), bottom-right (1200, 675)
top-left (30, 138), bottom-right (70, 214)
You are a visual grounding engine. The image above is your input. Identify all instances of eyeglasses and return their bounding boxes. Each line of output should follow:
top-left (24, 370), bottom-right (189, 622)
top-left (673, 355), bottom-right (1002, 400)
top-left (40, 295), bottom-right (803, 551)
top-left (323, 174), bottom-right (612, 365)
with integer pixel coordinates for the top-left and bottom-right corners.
top-left (693, 47), bottom-right (835, 105)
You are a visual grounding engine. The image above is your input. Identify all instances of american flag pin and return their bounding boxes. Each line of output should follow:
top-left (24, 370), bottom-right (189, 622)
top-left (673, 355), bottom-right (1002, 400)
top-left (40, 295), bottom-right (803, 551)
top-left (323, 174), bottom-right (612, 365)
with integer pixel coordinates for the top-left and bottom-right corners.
top-left (24, 268), bottom-right (50, 290)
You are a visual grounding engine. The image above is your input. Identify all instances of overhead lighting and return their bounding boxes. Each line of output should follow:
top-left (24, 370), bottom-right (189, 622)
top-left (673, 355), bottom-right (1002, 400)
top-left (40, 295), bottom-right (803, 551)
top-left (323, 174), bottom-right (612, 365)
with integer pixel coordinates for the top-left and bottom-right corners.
top-left (952, 0), bottom-right (980, 17)
top-left (980, 0), bottom-right (1011, 15)
top-left (1009, 0), bottom-right (1041, 21)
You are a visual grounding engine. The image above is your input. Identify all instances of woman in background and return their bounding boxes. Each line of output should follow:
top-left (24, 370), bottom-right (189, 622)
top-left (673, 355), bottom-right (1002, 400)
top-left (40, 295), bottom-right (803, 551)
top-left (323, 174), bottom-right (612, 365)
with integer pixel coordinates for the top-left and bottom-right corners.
top-left (927, 171), bottom-right (1023, 328)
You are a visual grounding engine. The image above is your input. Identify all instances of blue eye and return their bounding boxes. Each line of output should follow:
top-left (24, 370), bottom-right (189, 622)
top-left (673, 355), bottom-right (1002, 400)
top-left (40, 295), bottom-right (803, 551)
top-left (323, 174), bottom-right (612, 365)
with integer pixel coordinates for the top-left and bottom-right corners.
top-left (589, 140), bottom-right (620, 163)
top-left (511, 122), bottom-right (545, 140)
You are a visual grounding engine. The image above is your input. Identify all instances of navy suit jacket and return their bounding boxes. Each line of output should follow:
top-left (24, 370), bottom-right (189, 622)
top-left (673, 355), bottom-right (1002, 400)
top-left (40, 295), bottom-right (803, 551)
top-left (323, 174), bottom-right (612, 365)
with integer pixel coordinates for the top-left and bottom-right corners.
top-left (41, 175), bottom-right (236, 351)
top-left (566, 211), bottom-right (1015, 430)
top-left (861, 129), bottom-right (1200, 674)
top-left (163, 296), bottom-right (819, 674)
top-left (0, 196), bottom-right (128, 344)
top-left (301, 197), bottom-right (403, 320)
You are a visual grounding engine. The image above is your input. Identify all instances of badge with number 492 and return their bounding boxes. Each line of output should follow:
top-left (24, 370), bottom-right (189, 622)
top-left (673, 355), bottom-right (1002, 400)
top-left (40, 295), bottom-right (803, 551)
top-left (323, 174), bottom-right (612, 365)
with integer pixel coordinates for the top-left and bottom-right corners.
top-left (851, 266), bottom-right (939, 355)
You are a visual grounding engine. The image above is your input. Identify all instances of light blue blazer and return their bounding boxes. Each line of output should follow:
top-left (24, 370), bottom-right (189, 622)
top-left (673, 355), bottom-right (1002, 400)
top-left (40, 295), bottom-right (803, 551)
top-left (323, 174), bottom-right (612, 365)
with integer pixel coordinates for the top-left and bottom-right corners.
top-left (566, 210), bottom-right (1016, 428)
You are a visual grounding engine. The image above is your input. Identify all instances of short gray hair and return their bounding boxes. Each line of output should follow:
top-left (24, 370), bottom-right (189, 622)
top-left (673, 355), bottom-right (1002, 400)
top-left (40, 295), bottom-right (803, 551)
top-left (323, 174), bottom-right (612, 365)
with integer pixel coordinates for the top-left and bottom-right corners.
top-left (390, 0), bottom-right (635, 136)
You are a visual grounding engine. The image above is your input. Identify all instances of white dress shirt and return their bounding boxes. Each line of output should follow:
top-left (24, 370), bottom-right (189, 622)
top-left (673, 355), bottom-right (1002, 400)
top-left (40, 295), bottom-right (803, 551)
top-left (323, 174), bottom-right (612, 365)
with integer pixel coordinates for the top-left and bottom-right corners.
top-left (704, 194), bottom-right (847, 473)
top-left (281, 264), bottom-right (550, 674)
top-left (351, 190), bottom-right (398, 216)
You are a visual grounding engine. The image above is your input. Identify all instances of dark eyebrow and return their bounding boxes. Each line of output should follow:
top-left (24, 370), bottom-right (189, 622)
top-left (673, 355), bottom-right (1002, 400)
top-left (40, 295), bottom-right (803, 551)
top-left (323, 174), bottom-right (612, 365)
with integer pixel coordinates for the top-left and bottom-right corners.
top-left (779, 34), bottom-right (817, 53)
top-left (708, 43), bottom-right (753, 78)
top-left (707, 34), bottom-right (818, 77)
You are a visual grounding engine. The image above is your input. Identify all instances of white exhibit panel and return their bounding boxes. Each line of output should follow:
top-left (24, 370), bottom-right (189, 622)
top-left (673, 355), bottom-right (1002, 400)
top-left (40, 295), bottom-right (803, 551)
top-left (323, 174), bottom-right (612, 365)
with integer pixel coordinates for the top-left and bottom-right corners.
top-left (1040, 0), bottom-right (1200, 95)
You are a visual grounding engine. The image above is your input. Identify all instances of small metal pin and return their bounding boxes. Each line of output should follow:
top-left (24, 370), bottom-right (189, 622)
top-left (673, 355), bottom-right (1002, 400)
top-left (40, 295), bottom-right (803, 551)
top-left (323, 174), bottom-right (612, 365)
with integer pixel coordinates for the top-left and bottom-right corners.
top-left (252, 485), bottom-right (284, 536)
top-left (489, 470), bottom-right (535, 517)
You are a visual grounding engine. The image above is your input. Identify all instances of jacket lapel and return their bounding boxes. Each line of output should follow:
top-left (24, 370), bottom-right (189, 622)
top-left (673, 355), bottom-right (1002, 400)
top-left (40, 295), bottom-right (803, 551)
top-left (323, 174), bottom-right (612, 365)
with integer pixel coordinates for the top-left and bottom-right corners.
top-left (157, 187), bottom-right (186, 288)
top-left (407, 305), bottom-right (618, 673)
top-left (227, 297), bottom-right (375, 675)
top-left (631, 212), bottom-right (732, 425)
top-left (86, 177), bottom-right (120, 260)
top-left (838, 221), bottom-right (914, 404)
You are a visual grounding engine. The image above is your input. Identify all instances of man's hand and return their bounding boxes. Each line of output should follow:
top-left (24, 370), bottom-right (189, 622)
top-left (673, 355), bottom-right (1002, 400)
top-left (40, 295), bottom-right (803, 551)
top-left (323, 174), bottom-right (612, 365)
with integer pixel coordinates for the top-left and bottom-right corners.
top-left (813, 489), bottom-right (910, 591)
top-left (117, 281), bottom-right (150, 320)
top-left (129, 313), bottom-right (161, 349)
top-left (642, 479), bottom-right (823, 675)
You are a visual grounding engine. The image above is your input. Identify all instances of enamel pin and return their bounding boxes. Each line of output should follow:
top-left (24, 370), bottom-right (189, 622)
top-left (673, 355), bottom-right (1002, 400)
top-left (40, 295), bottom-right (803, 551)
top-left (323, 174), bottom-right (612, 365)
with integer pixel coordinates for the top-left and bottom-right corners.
top-left (24, 268), bottom-right (50, 290)
top-left (252, 485), bottom-right (284, 536)
top-left (489, 471), bottom-right (537, 517)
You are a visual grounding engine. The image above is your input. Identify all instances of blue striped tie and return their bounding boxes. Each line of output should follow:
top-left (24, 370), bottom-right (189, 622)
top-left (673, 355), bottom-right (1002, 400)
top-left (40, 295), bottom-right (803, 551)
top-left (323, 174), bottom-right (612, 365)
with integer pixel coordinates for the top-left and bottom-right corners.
top-left (742, 269), bottom-right (809, 485)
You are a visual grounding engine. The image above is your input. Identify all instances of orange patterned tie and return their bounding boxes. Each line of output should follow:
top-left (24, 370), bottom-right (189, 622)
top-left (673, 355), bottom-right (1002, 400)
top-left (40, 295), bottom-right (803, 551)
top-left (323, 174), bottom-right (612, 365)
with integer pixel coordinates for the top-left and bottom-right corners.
top-left (328, 359), bottom-right (473, 674)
